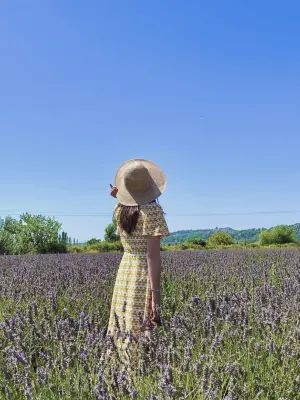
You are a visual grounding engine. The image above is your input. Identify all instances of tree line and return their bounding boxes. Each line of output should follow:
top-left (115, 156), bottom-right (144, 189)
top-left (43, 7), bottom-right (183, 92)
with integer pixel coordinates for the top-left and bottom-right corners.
top-left (80, 222), bottom-right (297, 253)
top-left (165, 225), bottom-right (296, 249)
top-left (0, 213), bottom-right (297, 255)
top-left (162, 223), bottom-right (300, 244)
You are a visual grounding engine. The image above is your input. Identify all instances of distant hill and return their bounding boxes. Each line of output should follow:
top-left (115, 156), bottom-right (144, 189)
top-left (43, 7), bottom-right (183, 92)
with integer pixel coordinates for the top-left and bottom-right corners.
top-left (162, 223), bottom-right (300, 244)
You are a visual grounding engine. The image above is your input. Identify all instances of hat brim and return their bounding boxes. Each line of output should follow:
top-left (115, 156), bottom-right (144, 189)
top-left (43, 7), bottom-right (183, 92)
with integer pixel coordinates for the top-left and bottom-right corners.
top-left (115, 159), bottom-right (167, 206)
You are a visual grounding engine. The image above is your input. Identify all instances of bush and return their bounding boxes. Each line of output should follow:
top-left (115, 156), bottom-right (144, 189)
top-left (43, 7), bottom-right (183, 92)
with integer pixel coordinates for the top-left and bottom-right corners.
top-left (207, 232), bottom-right (234, 247)
top-left (86, 238), bottom-right (101, 246)
top-left (68, 245), bottom-right (85, 254)
top-left (46, 242), bottom-right (67, 254)
top-left (178, 243), bottom-right (190, 250)
top-left (186, 238), bottom-right (206, 247)
top-left (87, 241), bottom-right (124, 253)
top-left (260, 225), bottom-right (296, 245)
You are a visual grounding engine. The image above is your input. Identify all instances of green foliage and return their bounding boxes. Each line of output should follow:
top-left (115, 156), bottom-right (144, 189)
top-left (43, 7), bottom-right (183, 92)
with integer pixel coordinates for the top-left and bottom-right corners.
top-left (68, 245), bottom-right (85, 254)
top-left (68, 240), bottom-right (123, 253)
top-left (186, 237), bottom-right (206, 247)
top-left (46, 242), bottom-right (68, 254)
top-left (59, 231), bottom-right (69, 244)
top-left (0, 230), bottom-right (21, 255)
top-left (104, 218), bottom-right (119, 243)
top-left (0, 216), bottom-right (25, 255)
top-left (92, 240), bottom-right (123, 252)
top-left (163, 227), bottom-right (259, 244)
top-left (207, 231), bottom-right (234, 246)
top-left (20, 213), bottom-right (63, 254)
top-left (260, 225), bottom-right (296, 245)
top-left (163, 223), bottom-right (300, 245)
top-left (86, 238), bottom-right (102, 246)
top-left (0, 214), bottom-right (68, 255)
top-left (71, 236), bottom-right (300, 255)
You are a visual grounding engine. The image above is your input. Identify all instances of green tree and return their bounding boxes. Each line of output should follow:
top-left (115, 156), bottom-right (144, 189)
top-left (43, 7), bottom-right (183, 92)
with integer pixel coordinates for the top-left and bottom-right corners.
top-left (0, 229), bottom-right (21, 255)
top-left (0, 214), bottom-right (68, 255)
top-left (0, 216), bottom-right (27, 254)
top-left (60, 231), bottom-right (68, 244)
top-left (207, 231), bottom-right (234, 246)
top-left (3, 216), bottom-right (22, 235)
top-left (104, 218), bottom-right (119, 243)
top-left (260, 225), bottom-right (296, 245)
top-left (20, 213), bottom-right (64, 253)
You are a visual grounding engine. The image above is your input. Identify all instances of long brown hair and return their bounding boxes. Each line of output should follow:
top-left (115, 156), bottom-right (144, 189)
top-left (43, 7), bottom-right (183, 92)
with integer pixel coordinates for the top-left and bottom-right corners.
top-left (115, 200), bottom-right (157, 234)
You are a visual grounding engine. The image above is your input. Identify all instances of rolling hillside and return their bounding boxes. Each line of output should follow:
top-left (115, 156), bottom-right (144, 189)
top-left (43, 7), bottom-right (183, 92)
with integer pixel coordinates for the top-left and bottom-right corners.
top-left (162, 223), bottom-right (300, 244)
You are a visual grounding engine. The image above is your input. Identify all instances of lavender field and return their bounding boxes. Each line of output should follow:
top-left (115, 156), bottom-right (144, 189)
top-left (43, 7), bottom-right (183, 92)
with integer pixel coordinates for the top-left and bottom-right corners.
top-left (1, 250), bottom-right (300, 399)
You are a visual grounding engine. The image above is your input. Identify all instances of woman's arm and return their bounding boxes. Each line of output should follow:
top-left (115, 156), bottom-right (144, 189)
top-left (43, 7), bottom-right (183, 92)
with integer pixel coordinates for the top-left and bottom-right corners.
top-left (147, 236), bottom-right (162, 321)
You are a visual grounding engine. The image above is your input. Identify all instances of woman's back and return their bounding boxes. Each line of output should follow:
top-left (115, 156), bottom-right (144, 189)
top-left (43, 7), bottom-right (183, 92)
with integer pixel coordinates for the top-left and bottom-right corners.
top-left (114, 201), bottom-right (169, 255)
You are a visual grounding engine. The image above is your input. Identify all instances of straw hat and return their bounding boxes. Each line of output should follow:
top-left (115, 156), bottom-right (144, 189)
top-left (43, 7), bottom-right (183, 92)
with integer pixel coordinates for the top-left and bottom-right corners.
top-left (114, 159), bottom-right (166, 206)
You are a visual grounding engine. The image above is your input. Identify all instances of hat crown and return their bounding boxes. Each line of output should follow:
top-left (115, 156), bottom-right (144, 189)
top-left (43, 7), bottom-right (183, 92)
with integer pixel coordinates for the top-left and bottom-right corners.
top-left (123, 161), bottom-right (150, 193)
top-left (115, 158), bottom-right (166, 206)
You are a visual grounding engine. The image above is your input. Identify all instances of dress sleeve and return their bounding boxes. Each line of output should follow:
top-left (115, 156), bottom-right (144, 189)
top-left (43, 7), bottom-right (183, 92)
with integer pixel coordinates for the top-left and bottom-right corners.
top-left (141, 203), bottom-right (170, 237)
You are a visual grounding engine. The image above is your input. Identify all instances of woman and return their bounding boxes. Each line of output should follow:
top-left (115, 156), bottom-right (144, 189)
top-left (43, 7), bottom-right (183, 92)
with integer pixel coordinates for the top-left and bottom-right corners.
top-left (107, 159), bottom-right (169, 344)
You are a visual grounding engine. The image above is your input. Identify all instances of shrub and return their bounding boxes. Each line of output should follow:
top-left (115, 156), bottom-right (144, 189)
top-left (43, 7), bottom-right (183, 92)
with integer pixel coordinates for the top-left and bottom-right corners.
top-left (207, 232), bottom-right (234, 247)
top-left (260, 225), bottom-right (296, 245)
top-left (186, 238), bottom-right (206, 247)
top-left (68, 245), bottom-right (85, 254)
top-left (178, 243), bottom-right (189, 250)
top-left (86, 238), bottom-right (101, 246)
top-left (107, 241), bottom-right (123, 252)
top-left (46, 242), bottom-right (67, 254)
top-left (89, 241), bottom-right (124, 253)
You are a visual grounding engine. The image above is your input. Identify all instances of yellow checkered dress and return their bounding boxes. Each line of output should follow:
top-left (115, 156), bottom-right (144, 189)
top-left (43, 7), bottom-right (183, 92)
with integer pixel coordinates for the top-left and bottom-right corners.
top-left (107, 201), bottom-right (169, 341)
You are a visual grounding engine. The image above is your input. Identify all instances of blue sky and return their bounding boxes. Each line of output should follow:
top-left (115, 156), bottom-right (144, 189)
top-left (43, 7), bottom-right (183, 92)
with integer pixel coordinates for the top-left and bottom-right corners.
top-left (1, 1), bottom-right (300, 241)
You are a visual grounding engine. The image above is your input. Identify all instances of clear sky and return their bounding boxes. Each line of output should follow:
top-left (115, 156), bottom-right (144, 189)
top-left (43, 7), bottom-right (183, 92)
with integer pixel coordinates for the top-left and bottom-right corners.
top-left (1, 1), bottom-right (300, 241)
